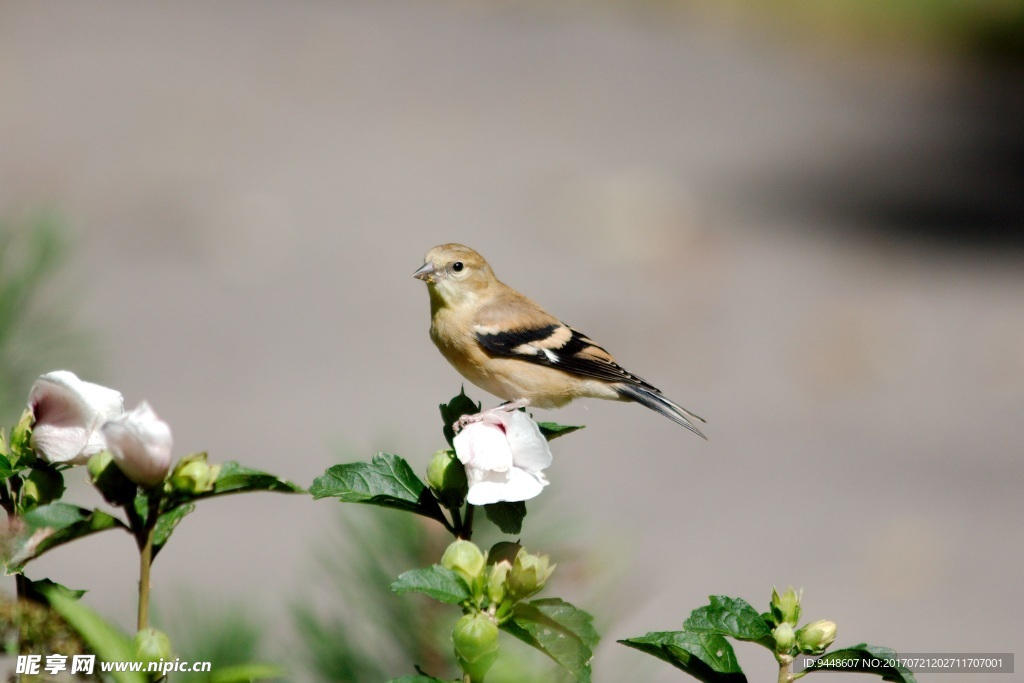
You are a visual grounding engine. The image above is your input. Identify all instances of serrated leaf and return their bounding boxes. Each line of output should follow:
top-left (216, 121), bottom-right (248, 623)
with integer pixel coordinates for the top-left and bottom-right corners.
top-left (209, 663), bottom-right (286, 683)
top-left (45, 590), bottom-right (147, 683)
top-left (537, 422), bottom-right (584, 441)
top-left (503, 598), bottom-right (599, 682)
top-left (310, 453), bottom-right (447, 524)
top-left (152, 503), bottom-right (195, 558)
top-left (685, 595), bottom-right (773, 645)
top-left (620, 631), bottom-right (746, 683)
top-left (390, 565), bottom-right (472, 605)
top-left (5, 503), bottom-right (127, 573)
top-left (210, 462), bottom-right (305, 495)
top-left (484, 501), bottom-right (527, 534)
top-left (802, 643), bottom-right (916, 682)
top-left (440, 389), bottom-right (481, 447)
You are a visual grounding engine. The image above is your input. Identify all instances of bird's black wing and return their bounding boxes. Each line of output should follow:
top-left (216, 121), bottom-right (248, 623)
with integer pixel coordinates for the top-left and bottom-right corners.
top-left (474, 322), bottom-right (661, 392)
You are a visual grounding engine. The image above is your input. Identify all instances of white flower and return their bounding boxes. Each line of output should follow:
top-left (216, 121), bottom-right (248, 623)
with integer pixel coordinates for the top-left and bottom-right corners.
top-left (102, 402), bottom-right (173, 487)
top-left (453, 410), bottom-right (552, 506)
top-left (28, 370), bottom-right (124, 464)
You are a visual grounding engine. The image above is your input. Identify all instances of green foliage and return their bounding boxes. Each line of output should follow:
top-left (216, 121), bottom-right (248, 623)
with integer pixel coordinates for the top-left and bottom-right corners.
top-left (390, 566), bottom-right (473, 606)
top-left (45, 589), bottom-right (147, 683)
top-left (5, 503), bottom-right (127, 573)
top-left (683, 595), bottom-right (773, 646)
top-left (503, 598), bottom-right (599, 682)
top-left (484, 501), bottom-right (527, 534)
top-left (311, 452), bottom-right (448, 526)
top-left (802, 644), bottom-right (916, 682)
top-left (621, 593), bottom-right (915, 682)
top-left (620, 631), bottom-right (745, 683)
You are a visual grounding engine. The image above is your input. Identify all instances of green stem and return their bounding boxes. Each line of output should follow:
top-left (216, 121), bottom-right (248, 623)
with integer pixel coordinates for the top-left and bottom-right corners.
top-left (137, 523), bottom-right (154, 631)
top-left (458, 505), bottom-right (475, 540)
top-left (462, 674), bottom-right (471, 683)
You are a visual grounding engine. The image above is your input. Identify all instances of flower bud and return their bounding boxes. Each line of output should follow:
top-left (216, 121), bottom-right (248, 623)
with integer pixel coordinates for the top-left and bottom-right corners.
top-left (452, 613), bottom-right (499, 681)
top-left (771, 587), bottom-right (802, 627)
top-left (102, 402), bottom-right (173, 488)
top-left (507, 548), bottom-right (554, 601)
top-left (796, 619), bottom-right (837, 655)
top-left (772, 623), bottom-right (796, 654)
top-left (169, 453), bottom-right (220, 495)
top-left (133, 628), bottom-right (173, 663)
top-left (88, 451), bottom-right (138, 506)
top-left (441, 540), bottom-right (486, 586)
top-left (20, 467), bottom-right (65, 508)
top-left (426, 449), bottom-right (468, 509)
top-left (487, 560), bottom-right (511, 605)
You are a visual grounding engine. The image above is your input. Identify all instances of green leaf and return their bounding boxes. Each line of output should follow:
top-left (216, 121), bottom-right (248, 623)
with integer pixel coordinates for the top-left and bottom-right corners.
top-left (310, 453), bottom-right (447, 525)
top-left (503, 598), bottom-right (599, 682)
top-left (389, 565), bottom-right (472, 605)
top-left (684, 595), bottom-right (773, 646)
top-left (152, 503), bottom-right (195, 558)
top-left (24, 577), bottom-right (86, 602)
top-left (5, 503), bottom-right (127, 573)
top-left (801, 643), bottom-right (917, 682)
top-left (210, 663), bottom-right (287, 683)
top-left (440, 389), bottom-right (481, 447)
top-left (484, 501), bottom-right (527, 534)
top-left (0, 452), bottom-right (13, 481)
top-left (210, 461), bottom-right (305, 496)
top-left (45, 590), bottom-right (147, 683)
top-left (537, 422), bottom-right (584, 441)
top-left (619, 631), bottom-right (746, 683)
top-left (387, 676), bottom-right (450, 683)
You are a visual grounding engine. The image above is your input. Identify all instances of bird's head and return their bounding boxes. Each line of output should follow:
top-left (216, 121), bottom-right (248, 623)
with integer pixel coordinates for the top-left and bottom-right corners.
top-left (413, 244), bottom-right (495, 308)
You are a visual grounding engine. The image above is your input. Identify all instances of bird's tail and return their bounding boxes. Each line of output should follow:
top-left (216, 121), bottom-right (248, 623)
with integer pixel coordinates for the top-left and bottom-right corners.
top-left (615, 384), bottom-right (707, 439)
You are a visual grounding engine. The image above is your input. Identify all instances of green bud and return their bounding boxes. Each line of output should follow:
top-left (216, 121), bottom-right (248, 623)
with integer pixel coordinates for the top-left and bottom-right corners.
top-left (507, 548), bottom-right (554, 601)
top-left (772, 623), bottom-right (796, 654)
top-left (426, 449), bottom-right (468, 509)
top-left (771, 586), bottom-right (802, 627)
top-left (452, 613), bottom-right (499, 681)
top-left (796, 619), bottom-right (837, 655)
top-left (169, 453), bottom-right (220, 495)
top-left (10, 409), bottom-right (35, 466)
top-left (441, 540), bottom-right (486, 586)
top-left (487, 561), bottom-right (511, 605)
top-left (133, 628), bottom-right (173, 663)
top-left (88, 451), bottom-right (138, 507)
top-left (20, 467), bottom-right (65, 509)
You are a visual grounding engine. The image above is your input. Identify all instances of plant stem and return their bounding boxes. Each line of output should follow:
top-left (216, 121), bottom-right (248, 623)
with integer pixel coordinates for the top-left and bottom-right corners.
top-left (777, 654), bottom-right (794, 683)
top-left (137, 522), bottom-right (154, 631)
top-left (462, 674), bottom-right (471, 683)
top-left (459, 504), bottom-right (475, 540)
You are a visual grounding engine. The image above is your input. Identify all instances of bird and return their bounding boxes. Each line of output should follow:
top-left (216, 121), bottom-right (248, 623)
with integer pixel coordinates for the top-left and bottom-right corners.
top-left (412, 243), bottom-right (706, 438)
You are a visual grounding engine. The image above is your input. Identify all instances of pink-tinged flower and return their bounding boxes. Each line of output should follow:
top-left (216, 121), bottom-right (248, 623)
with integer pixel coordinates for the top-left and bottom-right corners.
top-left (29, 370), bottom-right (124, 464)
top-left (453, 410), bottom-right (552, 506)
top-left (102, 402), bottom-right (173, 488)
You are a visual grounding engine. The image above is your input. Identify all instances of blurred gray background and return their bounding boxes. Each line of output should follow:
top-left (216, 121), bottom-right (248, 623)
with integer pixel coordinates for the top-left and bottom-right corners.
top-left (2, 1), bottom-right (1022, 681)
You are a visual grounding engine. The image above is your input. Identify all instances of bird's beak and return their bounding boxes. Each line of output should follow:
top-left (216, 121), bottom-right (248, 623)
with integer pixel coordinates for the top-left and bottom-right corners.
top-left (412, 261), bottom-right (436, 283)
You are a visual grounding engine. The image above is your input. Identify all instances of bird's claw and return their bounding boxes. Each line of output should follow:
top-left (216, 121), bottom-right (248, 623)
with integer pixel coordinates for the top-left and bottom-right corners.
top-left (452, 399), bottom-right (531, 433)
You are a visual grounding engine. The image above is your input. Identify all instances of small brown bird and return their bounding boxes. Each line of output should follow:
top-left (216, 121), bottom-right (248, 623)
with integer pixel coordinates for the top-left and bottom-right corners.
top-left (413, 244), bottom-right (706, 438)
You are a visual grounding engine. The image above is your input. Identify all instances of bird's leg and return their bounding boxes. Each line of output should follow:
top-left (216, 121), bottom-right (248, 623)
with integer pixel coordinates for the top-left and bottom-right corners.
top-left (453, 399), bottom-right (531, 433)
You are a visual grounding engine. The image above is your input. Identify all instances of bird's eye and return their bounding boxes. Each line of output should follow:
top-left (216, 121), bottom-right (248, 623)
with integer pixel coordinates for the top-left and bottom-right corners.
top-left (452, 262), bottom-right (464, 273)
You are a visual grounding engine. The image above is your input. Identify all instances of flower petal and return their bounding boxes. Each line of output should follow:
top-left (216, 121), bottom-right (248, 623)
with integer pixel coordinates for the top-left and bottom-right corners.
top-left (103, 401), bottom-right (173, 487)
top-left (466, 466), bottom-right (547, 506)
top-left (454, 421), bottom-right (513, 472)
top-left (500, 411), bottom-right (553, 473)
top-left (28, 370), bottom-right (124, 464)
